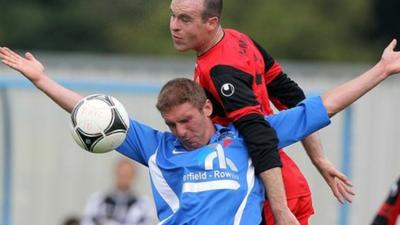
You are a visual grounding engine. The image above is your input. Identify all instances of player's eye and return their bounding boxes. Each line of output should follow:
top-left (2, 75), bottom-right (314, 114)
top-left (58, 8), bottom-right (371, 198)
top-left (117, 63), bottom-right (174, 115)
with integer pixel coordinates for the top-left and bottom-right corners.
top-left (165, 121), bottom-right (176, 128)
top-left (180, 16), bottom-right (192, 23)
top-left (179, 118), bottom-right (190, 124)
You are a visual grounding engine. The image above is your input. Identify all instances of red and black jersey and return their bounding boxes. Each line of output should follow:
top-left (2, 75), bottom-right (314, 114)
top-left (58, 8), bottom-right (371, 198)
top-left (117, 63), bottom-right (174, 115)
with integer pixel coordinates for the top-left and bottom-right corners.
top-left (195, 29), bottom-right (305, 124)
top-left (372, 177), bottom-right (400, 225)
top-left (195, 29), bottom-right (281, 173)
top-left (194, 29), bottom-right (310, 198)
top-left (195, 30), bottom-right (271, 124)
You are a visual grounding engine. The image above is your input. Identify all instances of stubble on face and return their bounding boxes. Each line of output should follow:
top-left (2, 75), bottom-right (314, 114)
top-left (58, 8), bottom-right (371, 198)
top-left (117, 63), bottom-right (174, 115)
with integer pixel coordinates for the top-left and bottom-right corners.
top-left (169, 0), bottom-right (208, 52)
top-left (162, 102), bottom-right (212, 150)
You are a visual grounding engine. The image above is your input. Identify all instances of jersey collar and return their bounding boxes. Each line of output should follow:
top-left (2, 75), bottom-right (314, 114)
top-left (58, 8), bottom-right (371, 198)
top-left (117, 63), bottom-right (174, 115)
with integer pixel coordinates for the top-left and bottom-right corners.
top-left (173, 123), bottom-right (237, 149)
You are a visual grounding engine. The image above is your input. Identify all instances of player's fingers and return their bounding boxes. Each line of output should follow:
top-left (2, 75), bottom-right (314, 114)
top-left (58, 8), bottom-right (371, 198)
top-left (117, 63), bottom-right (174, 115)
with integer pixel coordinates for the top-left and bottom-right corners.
top-left (1, 59), bottom-right (20, 70)
top-left (336, 181), bottom-right (348, 203)
top-left (341, 186), bottom-right (354, 203)
top-left (337, 180), bottom-right (354, 203)
top-left (0, 48), bottom-right (19, 63)
top-left (331, 179), bottom-right (344, 204)
top-left (0, 49), bottom-right (7, 59)
top-left (335, 173), bottom-right (353, 186)
top-left (0, 47), bottom-right (11, 59)
top-left (2, 47), bottom-right (23, 61)
top-left (3, 47), bottom-right (19, 57)
top-left (0, 47), bottom-right (6, 53)
top-left (25, 52), bottom-right (36, 61)
top-left (0, 52), bottom-right (17, 64)
top-left (343, 182), bottom-right (355, 196)
top-left (3, 53), bottom-right (21, 65)
top-left (345, 179), bottom-right (353, 186)
top-left (2, 58), bottom-right (18, 67)
top-left (1, 47), bottom-right (14, 57)
top-left (391, 39), bottom-right (397, 49)
top-left (386, 39), bottom-right (397, 52)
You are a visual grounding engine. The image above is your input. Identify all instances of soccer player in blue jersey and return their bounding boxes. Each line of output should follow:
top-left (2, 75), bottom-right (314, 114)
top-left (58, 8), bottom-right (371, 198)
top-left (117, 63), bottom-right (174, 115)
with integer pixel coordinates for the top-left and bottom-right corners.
top-left (1, 39), bottom-right (400, 224)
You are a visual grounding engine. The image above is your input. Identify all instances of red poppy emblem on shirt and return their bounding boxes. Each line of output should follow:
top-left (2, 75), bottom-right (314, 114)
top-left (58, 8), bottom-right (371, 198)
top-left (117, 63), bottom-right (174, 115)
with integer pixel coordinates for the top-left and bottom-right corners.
top-left (223, 138), bottom-right (233, 147)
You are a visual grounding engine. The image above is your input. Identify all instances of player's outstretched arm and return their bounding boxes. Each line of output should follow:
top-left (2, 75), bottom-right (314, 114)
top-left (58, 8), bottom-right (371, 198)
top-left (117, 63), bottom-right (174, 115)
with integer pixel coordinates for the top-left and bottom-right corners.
top-left (315, 40), bottom-right (399, 202)
top-left (323, 39), bottom-right (400, 116)
top-left (302, 134), bottom-right (354, 204)
top-left (0, 47), bottom-right (82, 113)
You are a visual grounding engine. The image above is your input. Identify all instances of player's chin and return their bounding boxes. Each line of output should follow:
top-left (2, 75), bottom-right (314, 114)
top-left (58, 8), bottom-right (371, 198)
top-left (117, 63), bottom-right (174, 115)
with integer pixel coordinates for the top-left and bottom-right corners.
top-left (173, 42), bottom-right (190, 52)
top-left (184, 141), bottom-right (202, 150)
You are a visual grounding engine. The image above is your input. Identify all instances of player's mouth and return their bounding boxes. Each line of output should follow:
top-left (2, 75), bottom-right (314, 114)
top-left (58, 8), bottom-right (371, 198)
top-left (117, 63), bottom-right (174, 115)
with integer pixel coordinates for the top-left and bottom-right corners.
top-left (183, 137), bottom-right (198, 148)
top-left (172, 34), bottom-right (183, 41)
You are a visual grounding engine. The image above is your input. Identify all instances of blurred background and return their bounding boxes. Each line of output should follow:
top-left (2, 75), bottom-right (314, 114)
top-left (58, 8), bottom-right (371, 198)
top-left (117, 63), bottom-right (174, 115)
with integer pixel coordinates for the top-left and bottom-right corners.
top-left (0, 0), bottom-right (400, 225)
top-left (1, 0), bottom-right (399, 60)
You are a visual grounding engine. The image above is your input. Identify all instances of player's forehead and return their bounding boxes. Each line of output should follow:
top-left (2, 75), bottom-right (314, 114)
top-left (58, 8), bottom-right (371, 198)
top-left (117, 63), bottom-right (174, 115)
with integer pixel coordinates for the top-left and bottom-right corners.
top-left (170, 0), bottom-right (204, 17)
top-left (162, 102), bottom-right (199, 122)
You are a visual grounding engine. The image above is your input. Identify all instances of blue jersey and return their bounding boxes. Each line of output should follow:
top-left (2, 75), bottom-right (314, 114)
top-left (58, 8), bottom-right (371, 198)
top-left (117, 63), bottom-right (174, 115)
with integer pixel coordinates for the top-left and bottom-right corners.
top-left (117, 96), bottom-right (330, 225)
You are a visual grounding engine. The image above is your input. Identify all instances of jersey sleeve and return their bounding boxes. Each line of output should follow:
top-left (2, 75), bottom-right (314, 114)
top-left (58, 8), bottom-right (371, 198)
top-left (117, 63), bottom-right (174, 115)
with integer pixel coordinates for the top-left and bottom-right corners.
top-left (233, 114), bottom-right (281, 174)
top-left (209, 64), bottom-right (261, 119)
top-left (265, 96), bottom-right (331, 149)
top-left (117, 119), bottom-right (164, 166)
top-left (252, 40), bottom-right (282, 83)
top-left (267, 73), bottom-right (306, 110)
top-left (209, 65), bottom-right (282, 173)
top-left (253, 39), bottom-right (306, 110)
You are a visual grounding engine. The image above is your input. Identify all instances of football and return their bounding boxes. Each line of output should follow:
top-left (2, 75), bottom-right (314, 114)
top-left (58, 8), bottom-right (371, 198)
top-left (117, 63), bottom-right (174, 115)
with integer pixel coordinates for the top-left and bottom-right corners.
top-left (70, 94), bottom-right (130, 153)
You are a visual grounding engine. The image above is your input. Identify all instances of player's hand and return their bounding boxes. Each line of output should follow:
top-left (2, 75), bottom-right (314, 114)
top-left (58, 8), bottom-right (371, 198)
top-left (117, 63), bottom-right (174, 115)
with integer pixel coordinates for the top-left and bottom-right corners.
top-left (0, 47), bottom-right (45, 83)
top-left (275, 208), bottom-right (300, 225)
top-left (315, 158), bottom-right (355, 204)
top-left (380, 39), bottom-right (400, 76)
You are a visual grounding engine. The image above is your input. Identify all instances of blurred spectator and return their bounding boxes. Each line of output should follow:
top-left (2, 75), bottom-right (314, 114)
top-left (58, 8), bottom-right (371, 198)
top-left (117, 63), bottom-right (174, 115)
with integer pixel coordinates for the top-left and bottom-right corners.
top-left (371, 177), bottom-right (400, 225)
top-left (81, 159), bottom-right (152, 225)
top-left (63, 216), bottom-right (80, 225)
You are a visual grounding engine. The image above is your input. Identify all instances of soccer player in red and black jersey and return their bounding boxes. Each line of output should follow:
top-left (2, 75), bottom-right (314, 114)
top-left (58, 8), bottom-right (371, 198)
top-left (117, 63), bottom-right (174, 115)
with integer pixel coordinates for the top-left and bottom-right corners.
top-left (372, 177), bottom-right (400, 225)
top-left (169, 0), bottom-right (353, 224)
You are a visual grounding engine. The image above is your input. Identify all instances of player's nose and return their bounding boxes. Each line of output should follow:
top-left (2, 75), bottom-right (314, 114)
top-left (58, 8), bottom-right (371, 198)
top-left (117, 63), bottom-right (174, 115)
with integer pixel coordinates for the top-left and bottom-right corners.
top-left (170, 17), bottom-right (180, 31)
top-left (175, 124), bottom-right (187, 139)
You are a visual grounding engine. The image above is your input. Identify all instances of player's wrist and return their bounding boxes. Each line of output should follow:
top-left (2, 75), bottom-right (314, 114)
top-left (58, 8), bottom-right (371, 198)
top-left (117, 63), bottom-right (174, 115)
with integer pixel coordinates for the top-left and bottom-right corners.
top-left (311, 156), bottom-right (329, 168)
top-left (375, 59), bottom-right (391, 78)
top-left (271, 205), bottom-right (292, 221)
top-left (30, 71), bottom-right (48, 86)
top-left (268, 197), bottom-right (289, 214)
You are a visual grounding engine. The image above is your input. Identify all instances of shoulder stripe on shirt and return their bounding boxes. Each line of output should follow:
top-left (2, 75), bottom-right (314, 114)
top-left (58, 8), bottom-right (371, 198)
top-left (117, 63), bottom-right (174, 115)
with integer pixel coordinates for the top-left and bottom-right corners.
top-left (148, 149), bottom-right (180, 214)
top-left (234, 159), bottom-right (256, 225)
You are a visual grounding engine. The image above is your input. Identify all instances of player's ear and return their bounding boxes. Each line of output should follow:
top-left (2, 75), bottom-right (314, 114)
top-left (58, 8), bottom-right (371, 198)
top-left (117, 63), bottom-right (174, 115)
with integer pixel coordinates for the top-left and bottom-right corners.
top-left (203, 99), bottom-right (213, 117)
top-left (206, 16), bottom-right (219, 31)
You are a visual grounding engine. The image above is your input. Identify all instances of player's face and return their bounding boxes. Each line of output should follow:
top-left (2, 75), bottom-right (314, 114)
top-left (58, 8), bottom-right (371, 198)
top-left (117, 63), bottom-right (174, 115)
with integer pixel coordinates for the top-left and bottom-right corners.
top-left (162, 101), bottom-right (214, 150)
top-left (170, 0), bottom-right (212, 54)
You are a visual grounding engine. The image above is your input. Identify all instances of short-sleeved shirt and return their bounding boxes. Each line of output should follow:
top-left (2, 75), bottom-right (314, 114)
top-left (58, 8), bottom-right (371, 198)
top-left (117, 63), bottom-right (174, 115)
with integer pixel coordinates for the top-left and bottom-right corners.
top-left (116, 96), bottom-right (330, 225)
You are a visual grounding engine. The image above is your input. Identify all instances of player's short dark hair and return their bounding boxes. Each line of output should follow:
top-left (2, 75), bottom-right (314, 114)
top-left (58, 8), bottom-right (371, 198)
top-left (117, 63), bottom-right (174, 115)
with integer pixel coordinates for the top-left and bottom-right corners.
top-left (156, 78), bottom-right (207, 113)
top-left (201, 0), bottom-right (223, 22)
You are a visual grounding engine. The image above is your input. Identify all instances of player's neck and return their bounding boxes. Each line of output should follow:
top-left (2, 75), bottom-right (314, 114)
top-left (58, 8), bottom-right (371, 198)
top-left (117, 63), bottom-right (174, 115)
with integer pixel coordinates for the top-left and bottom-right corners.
top-left (197, 26), bottom-right (224, 56)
